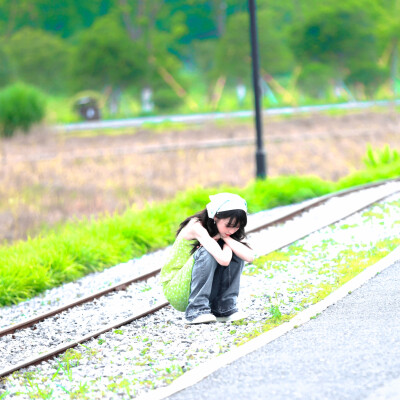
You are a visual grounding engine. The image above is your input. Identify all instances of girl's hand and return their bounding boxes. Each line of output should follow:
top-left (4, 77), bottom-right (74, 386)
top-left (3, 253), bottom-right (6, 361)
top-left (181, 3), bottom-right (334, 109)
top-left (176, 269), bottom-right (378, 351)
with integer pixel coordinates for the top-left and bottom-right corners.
top-left (188, 222), bottom-right (232, 266)
top-left (221, 236), bottom-right (254, 263)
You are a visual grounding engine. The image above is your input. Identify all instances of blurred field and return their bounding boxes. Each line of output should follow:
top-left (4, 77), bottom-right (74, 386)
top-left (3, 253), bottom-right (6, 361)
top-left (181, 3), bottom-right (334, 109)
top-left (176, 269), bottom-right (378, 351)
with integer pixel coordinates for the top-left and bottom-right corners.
top-left (0, 110), bottom-right (399, 242)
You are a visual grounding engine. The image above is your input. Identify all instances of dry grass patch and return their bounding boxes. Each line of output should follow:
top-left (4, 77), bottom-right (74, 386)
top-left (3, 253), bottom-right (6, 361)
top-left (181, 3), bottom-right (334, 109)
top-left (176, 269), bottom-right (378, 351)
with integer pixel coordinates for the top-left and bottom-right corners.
top-left (0, 110), bottom-right (399, 242)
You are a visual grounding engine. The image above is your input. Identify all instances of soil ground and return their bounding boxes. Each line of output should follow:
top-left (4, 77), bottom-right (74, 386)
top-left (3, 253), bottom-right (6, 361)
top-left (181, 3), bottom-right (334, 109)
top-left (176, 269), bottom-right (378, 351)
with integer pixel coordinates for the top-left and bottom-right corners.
top-left (0, 109), bottom-right (399, 242)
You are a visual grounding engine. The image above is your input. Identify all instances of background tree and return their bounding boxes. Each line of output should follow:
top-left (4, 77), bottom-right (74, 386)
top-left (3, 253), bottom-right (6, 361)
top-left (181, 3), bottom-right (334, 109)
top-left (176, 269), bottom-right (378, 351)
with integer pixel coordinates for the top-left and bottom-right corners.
top-left (70, 14), bottom-right (146, 92)
top-left (0, 0), bottom-right (32, 37)
top-left (345, 64), bottom-right (389, 98)
top-left (0, 0), bottom-right (111, 38)
top-left (297, 62), bottom-right (334, 99)
top-left (377, 0), bottom-right (400, 95)
top-left (290, 1), bottom-right (384, 86)
top-left (115, 0), bottom-right (185, 109)
top-left (0, 45), bottom-right (14, 87)
top-left (3, 28), bottom-right (71, 93)
top-left (210, 0), bottom-right (229, 37)
top-left (214, 9), bottom-right (294, 82)
top-left (0, 0), bottom-right (398, 107)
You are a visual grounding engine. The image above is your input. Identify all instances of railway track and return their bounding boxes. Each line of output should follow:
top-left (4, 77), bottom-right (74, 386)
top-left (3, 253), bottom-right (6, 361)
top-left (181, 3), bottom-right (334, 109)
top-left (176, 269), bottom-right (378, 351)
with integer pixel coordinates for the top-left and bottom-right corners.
top-left (3, 127), bottom-right (395, 164)
top-left (1, 179), bottom-right (400, 384)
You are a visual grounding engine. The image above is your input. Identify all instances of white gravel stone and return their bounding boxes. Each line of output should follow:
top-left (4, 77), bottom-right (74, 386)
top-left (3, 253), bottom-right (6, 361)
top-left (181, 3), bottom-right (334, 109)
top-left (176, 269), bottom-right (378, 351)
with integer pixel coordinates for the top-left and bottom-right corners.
top-left (1, 182), bottom-right (400, 399)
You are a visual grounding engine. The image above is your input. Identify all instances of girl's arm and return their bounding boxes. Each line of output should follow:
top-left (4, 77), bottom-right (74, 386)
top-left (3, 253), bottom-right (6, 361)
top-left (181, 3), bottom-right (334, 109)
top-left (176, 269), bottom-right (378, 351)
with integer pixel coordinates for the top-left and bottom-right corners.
top-left (222, 236), bottom-right (255, 263)
top-left (181, 220), bottom-right (233, 266)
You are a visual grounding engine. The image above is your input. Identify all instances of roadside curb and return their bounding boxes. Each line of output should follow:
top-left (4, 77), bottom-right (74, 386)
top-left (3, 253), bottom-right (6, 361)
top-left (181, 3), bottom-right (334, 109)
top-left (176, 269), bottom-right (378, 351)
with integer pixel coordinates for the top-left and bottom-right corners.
top-left (137, 245), bottom-right (400, 400)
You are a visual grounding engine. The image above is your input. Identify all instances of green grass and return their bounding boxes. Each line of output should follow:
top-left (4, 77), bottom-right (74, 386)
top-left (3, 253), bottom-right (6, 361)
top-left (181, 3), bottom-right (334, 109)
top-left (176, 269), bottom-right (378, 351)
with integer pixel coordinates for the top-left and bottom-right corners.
top-left (0, 158), bottom-right (400, 306)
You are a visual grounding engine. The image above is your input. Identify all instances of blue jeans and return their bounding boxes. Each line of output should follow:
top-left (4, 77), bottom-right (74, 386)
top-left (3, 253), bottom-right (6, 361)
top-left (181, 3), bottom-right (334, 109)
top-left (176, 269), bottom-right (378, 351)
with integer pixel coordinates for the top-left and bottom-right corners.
top-left (185, 246), bottom-right (244, 321)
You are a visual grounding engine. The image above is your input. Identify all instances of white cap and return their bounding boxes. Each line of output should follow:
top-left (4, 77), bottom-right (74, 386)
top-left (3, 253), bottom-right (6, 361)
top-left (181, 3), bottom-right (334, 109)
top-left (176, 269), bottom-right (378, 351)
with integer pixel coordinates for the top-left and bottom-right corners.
top-left (206, 193), bottom-right (247, 218)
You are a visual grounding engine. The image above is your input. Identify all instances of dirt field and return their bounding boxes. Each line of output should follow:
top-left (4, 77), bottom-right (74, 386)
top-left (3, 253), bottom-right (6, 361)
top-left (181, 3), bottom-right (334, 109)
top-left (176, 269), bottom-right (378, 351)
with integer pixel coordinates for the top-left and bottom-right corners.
top-left (0, 109), bottom-right (399, 242)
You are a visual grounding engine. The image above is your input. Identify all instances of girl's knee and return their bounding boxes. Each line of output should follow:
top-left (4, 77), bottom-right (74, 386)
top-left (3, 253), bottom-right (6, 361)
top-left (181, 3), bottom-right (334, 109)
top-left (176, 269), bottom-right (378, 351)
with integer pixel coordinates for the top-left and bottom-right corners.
top-left (194, 246), bottom-right (218, 266)
top-left (229, 253), bottom-right (245, 269)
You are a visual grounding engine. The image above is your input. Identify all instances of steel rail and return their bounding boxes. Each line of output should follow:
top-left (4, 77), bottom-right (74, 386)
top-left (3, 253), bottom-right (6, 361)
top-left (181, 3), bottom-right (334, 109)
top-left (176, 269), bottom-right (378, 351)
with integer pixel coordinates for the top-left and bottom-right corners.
top-left (1, 178), bottom-right (399, 379)
top-left (1, 178), bottom-right (399, 340)
top-left (0, 302), bottom-right (168, 377)
top-left (2, 178), bottom-right (397, 339)
top-left (4, 127), bottom-right (395, 165)
top-left (0, 267), bottom-right (161, 337)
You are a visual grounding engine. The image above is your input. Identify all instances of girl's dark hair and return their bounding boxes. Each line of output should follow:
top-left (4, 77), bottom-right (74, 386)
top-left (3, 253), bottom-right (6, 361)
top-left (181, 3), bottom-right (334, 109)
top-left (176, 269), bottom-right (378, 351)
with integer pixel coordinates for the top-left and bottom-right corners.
top-left (176, 208), bottom-right (249, 255)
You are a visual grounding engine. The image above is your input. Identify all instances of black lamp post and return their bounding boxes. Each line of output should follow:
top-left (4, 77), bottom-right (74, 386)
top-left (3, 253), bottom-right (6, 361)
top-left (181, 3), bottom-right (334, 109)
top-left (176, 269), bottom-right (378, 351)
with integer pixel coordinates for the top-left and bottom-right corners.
top-left (248, 0), bottom-right (267, 178)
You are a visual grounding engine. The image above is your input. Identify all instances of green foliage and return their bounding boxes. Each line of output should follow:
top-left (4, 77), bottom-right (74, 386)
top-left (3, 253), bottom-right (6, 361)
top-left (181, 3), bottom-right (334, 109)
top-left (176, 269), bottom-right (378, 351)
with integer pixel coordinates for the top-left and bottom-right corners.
top-left (214, 12), bottom-right (251, 81)
top-left (70, 10), bottom-right (183, 94)
top-left (0, 45), bottom-right (14, 88)
top-left (242, 175), bottom-right (335, 212)
top-left (290, 1), bottom-right (382, 79)
top-left (269, 305), bottom-right (282, 322)
top-left (191, 39), bottom-right (219, 84)
top-left (0, 0), bottom-right (397, 107)
top-left (0, 82), bottom-right (46, 137)
top-left (3, 28), bottom-right (72, 93)
top-left (336, 159), bottom-right (400, 190)
top-left (153, 87), bottom-right (184, 111)
top-left (362, 144), bottom-right (400, 168)
top-left (214, 10), bottom-right (294, 81)
top-left (297, 62), bottom-right (334, 98)
top-left (70, 14), bottom-right (146, 91)
top-left (0, 1), bottom-right (107, 38)
top-left (345, 64), bottom-right (389, 97)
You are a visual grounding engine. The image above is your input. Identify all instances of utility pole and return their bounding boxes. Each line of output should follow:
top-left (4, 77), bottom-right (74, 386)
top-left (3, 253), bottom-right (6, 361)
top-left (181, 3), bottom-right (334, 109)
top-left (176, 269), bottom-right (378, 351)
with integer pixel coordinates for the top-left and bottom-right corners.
top-left (248, 0), bottom-right (267, 178)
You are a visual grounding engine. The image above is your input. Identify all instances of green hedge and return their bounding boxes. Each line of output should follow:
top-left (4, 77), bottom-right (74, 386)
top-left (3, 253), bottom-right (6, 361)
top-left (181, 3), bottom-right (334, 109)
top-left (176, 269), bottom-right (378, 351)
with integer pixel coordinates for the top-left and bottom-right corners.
top-left (0, 82), bottom-right (46, 137)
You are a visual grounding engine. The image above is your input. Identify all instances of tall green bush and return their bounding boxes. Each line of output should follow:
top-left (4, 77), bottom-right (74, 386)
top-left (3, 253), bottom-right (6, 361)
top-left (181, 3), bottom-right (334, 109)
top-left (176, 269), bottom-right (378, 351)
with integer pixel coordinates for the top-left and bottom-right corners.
top-left (0, 82), bottom-right (46, 137)
top-left (297, 62), bottom-right (334, 98)
top-left (153, 87), bottom-right (184, 111)
top-left (345, 64), bottom-right (389, 98)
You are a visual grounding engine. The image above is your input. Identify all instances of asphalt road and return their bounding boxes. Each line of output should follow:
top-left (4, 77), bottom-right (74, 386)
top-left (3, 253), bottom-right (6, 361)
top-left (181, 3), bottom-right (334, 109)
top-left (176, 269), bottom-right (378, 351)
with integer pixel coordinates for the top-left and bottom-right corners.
top-left (167, 260), bottom-right (400, 400)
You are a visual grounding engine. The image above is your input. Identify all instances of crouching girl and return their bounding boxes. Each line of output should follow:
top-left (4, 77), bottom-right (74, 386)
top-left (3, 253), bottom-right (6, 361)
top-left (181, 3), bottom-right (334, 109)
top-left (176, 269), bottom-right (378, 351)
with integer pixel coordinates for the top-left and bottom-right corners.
top-left (160, 193), bottom-right (254, 324)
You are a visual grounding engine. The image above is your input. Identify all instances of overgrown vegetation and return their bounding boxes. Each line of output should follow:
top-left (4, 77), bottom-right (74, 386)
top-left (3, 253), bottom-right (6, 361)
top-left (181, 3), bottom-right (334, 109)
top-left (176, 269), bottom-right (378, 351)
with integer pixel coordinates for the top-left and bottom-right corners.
top-left (1, 148), bottom-right (400, 306)
top-left (363, 144), bottom-right (400, 168)
top-left (0, 82), bottom-right (46, 137)
top-left (1, 1), bottom-right (400, 122)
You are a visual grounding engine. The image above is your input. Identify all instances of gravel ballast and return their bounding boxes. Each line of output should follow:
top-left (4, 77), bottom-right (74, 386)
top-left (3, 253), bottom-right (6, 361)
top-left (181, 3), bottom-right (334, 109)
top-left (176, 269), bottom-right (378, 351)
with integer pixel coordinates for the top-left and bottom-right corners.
top-left (1, 183), bottom-right (400, 399)
top-left (167, 260), bottom-right (400, 400)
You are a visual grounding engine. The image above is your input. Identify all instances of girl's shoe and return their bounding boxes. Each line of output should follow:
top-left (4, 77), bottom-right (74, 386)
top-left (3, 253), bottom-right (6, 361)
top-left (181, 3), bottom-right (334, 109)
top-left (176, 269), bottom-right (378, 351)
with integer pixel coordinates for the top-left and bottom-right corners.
top-left (186, 313), bottom-right (217, 324)
top-left (216, 311), bottom-right (247, 322)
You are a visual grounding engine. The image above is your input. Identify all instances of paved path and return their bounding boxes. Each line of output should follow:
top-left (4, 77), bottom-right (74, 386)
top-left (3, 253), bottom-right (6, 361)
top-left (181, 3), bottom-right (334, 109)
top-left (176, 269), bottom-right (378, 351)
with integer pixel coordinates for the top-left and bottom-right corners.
top-left (168, 260), bottom-right (400, 400)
